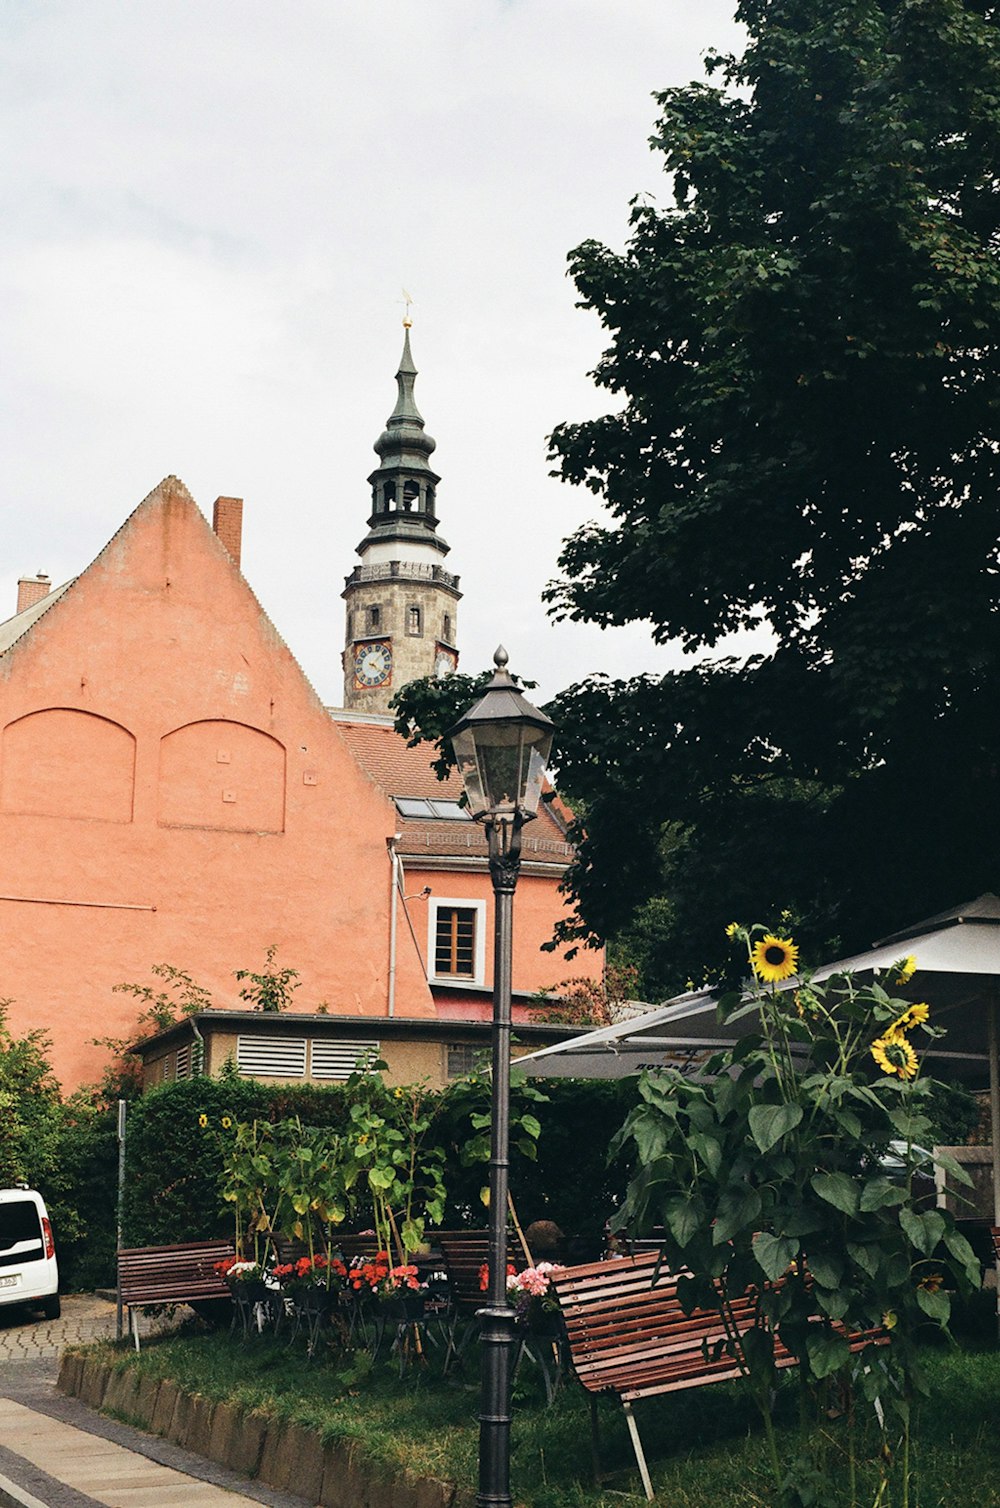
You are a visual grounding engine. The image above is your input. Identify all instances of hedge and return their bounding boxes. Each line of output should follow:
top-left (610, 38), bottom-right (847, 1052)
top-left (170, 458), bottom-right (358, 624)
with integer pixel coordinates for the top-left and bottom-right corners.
top-left (121, 1071), bottom-right (638, 1254)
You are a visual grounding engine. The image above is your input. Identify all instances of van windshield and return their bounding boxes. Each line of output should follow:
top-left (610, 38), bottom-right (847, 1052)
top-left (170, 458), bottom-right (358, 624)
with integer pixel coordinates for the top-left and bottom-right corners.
top-left (0, 1200), bottom-right (43, 1251)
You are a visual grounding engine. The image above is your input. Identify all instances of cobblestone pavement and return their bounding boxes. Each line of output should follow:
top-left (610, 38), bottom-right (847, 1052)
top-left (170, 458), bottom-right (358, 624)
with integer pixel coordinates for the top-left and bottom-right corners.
top-left (0, 1294), bottom-right (174, 1361)
top-left (0, 1307), bottom-right (317, 1508)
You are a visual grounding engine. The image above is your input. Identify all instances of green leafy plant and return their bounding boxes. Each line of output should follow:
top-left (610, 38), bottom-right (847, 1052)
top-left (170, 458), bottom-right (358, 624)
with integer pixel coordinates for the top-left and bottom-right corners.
top-left (340, 1069), bottom-right (447, 1258)
top-left (212, 1113), bottom-right (348, 1262)
top-left (437, 1070), bottom-right (548, 1214)
top-left (0, 1001), bottom-right (118, 1287)
top-left (609, 927), bottom-right (981, 1507)
top-left (234, 945), bottom-right (301, 1013)
top-left (92, 963), bottom-right (214, 1095)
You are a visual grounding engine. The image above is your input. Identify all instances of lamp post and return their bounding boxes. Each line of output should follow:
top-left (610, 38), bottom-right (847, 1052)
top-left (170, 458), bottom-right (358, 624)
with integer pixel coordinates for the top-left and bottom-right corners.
top-left (448, 646), bottom-right (555, 1508)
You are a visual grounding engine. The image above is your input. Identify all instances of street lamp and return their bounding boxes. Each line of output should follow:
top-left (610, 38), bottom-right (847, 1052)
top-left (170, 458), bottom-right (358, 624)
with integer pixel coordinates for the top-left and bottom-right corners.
top-left (448, 646), bottom-right (555, 1508)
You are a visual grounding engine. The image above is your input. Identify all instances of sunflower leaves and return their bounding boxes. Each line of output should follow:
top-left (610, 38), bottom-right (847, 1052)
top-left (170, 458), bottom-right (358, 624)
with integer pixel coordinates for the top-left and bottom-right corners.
top-left (749, 1103), bottom-right (803, 1154)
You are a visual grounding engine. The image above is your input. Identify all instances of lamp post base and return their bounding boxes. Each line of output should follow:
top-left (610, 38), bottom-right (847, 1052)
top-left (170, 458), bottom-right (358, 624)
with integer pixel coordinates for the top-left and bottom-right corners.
top-left (477, 1303), bottom-right (518, 1508)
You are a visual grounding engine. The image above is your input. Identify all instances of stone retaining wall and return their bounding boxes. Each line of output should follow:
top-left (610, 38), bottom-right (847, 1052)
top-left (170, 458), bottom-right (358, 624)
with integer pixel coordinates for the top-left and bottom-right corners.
top-left (57, 1351), bottom-right (469, 1508)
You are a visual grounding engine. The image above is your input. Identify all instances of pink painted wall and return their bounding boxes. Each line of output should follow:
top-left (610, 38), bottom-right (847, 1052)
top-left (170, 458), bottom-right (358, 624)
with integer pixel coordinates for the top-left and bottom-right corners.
top-left (0, 479), bottom-right (438, 1089)
top-left (395, 862), bottom-right (587, 1002)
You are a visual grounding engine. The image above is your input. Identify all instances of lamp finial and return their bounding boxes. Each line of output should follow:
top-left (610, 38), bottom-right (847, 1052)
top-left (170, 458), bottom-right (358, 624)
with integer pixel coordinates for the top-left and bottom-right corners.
top-left (494, 645), bottom-right (509, 670)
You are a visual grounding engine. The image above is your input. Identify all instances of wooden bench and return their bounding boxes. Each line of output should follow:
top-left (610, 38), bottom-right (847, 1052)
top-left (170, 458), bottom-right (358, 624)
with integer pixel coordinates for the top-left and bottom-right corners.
top-left (438, 1231), bottom-right (529, 1315)
top-left (437, 1232), bottom-right (528, 1374)
top-left (551, 1251), bottom-right (888, 1501)
top-left (118, 1239), bottom-right (235, 1351)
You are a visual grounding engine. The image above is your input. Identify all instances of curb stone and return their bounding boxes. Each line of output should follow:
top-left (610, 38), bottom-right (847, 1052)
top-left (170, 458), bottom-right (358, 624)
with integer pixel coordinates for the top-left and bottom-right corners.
top-left (58, 1351), bottom-right (461, 1508)
top-left (151, 1377), bottom-right (179, 1435)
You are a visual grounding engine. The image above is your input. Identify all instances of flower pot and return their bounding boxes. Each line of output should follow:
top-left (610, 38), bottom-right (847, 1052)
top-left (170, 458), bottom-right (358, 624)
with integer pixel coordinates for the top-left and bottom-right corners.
top-left (528, 1307), bottom-right (565, 1340)
top-left (380, 1291), bottom-right (426, 1322)
top-left (295, 1286), bottom-right (332, 1319)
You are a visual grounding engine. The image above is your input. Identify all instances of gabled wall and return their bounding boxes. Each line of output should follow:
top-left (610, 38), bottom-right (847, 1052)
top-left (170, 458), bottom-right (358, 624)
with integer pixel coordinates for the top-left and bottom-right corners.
top-left (0, 478), bottom-right (435, 1088)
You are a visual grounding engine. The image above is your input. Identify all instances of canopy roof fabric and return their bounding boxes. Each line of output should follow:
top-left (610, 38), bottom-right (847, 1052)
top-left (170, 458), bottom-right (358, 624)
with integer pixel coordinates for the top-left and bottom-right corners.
top-left (514, 893), bottom-right (1000, 1237)
top-left (515, 895), bottom-right (1000, 1085)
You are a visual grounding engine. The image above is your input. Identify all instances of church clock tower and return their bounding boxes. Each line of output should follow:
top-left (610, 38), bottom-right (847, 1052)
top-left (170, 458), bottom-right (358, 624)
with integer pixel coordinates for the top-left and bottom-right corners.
top-left (342, 322), bottom-right (461, 713)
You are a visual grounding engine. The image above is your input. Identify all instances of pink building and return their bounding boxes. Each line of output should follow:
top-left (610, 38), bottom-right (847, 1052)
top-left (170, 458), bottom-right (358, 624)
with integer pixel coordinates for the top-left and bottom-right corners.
top-left (0, 336), bottom-right (590, 1091)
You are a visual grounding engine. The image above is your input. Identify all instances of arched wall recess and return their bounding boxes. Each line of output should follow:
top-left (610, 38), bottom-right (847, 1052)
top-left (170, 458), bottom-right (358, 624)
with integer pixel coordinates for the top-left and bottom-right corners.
top-left (1, 708), bottom-right (136, 823)
top-left (158, 719), bottom-right (286, 833)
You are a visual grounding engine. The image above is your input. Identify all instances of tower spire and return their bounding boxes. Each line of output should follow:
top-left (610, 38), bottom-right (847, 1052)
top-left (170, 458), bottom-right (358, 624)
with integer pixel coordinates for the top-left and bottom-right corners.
top-left (341, 321), bottom-right (462, 713)
top-left (384, 322), bottom-right (428, 437)
top-left (361, 322), bottom-right (445, 552)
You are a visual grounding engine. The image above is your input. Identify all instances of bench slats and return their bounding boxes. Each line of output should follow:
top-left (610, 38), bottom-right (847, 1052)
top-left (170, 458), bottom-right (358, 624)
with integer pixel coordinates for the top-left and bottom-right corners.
top-left (550, 1251), bottom-right (888, 1501)
top-left (118, 1240), bottom-right (234, 1307)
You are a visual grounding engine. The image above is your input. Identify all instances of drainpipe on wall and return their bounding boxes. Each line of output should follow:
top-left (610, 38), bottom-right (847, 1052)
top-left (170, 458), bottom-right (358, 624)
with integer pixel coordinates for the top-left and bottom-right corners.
top-left (386, 836), bottom-right (432, 1017)
top-left (190, 1016), bottom-right (206, 1075)
top-left (387, 835), bottom-right (402, 1016)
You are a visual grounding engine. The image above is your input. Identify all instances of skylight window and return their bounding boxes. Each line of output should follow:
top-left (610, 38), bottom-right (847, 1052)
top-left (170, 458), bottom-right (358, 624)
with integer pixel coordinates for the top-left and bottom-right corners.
top-left (394, 797), bottom-right (472, 821)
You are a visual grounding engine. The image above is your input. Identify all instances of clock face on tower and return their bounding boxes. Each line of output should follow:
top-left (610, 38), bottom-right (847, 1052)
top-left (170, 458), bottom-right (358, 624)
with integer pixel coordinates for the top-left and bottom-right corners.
top-left (354, 640), bottom-right (393, 688)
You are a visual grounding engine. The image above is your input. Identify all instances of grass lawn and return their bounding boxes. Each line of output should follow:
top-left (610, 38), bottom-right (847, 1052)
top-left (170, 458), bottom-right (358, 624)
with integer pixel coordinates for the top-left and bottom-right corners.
top-left (94, 1315), bottom-right (1000, 1507)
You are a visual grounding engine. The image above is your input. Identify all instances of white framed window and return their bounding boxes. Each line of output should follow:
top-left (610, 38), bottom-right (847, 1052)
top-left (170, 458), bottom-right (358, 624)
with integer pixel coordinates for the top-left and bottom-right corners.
top-left (310, 1039), bottom-right (381, 1081)
top-left (428, 897), bottom-right (486, 985)
top-left (236, 1035), bottom-right (306, 1078)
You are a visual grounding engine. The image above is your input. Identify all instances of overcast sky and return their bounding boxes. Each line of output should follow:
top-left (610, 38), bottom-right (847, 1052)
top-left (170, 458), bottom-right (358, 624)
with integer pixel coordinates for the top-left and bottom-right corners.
top-left (0, 0), bottom-right (751, 706)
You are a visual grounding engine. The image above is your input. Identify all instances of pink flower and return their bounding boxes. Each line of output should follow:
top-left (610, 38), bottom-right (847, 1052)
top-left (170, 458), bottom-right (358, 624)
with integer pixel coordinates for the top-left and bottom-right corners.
top-left (508, 1263), bottom-right (564, 1298)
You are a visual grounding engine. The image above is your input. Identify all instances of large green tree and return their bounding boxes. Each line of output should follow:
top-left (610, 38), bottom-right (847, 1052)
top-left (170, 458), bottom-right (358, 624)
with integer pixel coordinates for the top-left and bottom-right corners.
top-left (537, 0), bottom-right (1000, 992)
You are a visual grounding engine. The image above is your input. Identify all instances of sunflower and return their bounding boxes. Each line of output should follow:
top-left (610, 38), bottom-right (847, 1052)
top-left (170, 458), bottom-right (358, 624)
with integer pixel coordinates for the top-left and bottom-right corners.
top-left (198, 1113), bottom-right (208, 1128)
top-left (870, 1030), bottom-right (919, 1081)
top-left (725, 922), bottom-right (741, 940)
top-left (221, 1115), bottom-right (232, 1129)
top-left (890, 1001), bottom-right (930, 1033)
top-left (751, 934), bottom-right (799, 983)
top-left (918, 1272), bottom-right (944, 1293)
top-left (895, 955), bottom-right (917, 985)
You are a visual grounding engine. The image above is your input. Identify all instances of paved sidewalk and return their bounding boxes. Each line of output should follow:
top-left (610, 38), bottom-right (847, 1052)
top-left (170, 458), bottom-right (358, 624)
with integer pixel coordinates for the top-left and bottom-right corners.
top-left (0, 1303), bottom-right (319, 1508)
top-left (0, 1295), bottom-right (171, 1362)
top-left (0, 1395), bottom-right (265, 1506)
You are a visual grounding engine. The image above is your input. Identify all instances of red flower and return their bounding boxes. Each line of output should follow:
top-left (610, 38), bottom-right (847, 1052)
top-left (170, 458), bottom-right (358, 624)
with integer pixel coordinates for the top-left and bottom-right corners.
top-left (478, 1261), bottom-right (516, 1293)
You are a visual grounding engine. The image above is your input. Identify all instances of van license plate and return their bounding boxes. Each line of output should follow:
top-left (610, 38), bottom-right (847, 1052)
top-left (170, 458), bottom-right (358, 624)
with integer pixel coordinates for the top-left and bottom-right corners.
top-left (0, 1276), bottom-right (18, 1288)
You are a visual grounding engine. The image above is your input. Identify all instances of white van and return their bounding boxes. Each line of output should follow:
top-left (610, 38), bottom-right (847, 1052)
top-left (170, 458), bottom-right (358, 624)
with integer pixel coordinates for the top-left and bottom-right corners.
top-left (0, 1187), bottom-right (60, 1319)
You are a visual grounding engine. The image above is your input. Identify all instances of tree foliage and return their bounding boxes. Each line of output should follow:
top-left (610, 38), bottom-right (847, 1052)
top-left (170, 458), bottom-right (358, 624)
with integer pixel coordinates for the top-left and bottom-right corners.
top-left (0, 1002), bottom-right (118, 1289)
top-left (542, 0), bottom-right (1000, 992)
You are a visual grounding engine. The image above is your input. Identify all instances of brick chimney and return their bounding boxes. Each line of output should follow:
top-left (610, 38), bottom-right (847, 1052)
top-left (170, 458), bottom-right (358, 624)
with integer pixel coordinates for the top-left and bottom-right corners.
top-left (212, 496), bottom-right (243, 568)
top-left (17, 573), bottom-right (50, 614)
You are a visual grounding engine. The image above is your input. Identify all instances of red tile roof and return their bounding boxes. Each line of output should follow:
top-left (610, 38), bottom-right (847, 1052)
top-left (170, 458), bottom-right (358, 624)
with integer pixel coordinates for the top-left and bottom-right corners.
top-left (332, 714), bottom-right (574, 865)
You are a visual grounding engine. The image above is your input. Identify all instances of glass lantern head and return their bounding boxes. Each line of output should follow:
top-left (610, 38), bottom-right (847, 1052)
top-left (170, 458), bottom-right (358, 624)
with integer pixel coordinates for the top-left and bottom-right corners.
top-left (447, 648), bottom-right (555, 821)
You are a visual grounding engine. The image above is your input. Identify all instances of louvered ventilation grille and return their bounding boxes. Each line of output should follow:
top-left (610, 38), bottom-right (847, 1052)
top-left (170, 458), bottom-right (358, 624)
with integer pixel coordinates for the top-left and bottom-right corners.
top-left (310, 1040), bottom-right (381, 1081)
top-left (174, 1043), bottom-right (192, 1081)
top-left (236, 1036), bottom-right (307, 1078)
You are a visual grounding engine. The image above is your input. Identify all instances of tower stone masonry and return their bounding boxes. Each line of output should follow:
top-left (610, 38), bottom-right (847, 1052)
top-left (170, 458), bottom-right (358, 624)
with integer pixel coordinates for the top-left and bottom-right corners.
top-left (341, 324), bottom-right (461, 713)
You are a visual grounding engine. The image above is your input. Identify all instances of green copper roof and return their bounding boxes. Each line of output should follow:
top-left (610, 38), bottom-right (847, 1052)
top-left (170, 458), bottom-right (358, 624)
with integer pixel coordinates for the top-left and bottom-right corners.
top-left (360, 324), bottom-right (449, 557)
top-left (373, 325), bottom-right (436, 466)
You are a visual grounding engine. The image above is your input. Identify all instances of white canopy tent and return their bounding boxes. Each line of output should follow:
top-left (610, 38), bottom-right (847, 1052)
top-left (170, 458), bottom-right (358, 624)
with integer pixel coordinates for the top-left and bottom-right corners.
top-left (515, 894), bottom-right (1000, 1224)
